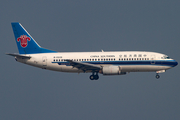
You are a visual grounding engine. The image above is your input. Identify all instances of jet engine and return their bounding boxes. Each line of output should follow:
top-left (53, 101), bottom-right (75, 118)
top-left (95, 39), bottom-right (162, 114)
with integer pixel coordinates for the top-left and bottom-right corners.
top-left (102, 66), bottom-right (126, 75)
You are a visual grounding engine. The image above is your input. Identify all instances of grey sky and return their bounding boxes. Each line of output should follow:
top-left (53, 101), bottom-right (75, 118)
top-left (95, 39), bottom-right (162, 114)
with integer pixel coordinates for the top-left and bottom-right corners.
top-left (1, 0), bottom-right (180, 120)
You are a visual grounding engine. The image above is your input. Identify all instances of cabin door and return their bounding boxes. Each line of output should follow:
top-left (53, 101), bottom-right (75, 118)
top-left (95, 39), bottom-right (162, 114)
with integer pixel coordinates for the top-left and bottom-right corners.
top-left (151, 55), bottom-right (156, 64)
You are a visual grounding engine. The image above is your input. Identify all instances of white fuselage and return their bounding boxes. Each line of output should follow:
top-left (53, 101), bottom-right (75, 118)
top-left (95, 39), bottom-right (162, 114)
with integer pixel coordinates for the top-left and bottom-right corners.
top-left (15, 51), bottom-right (177, 74)
top-left (10, 23), bottom-right (178, 79)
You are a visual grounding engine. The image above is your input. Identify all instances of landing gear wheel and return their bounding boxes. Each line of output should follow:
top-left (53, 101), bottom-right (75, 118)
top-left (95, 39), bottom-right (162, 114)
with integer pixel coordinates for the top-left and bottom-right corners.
top-left (90, 75), bottom-right (94, 80)
top-left (156, 74), bottom-right (160, 79)
top-left (94, 75), bottom-right (99, 80)
top-left (89, 73), bottom-right (99, 80)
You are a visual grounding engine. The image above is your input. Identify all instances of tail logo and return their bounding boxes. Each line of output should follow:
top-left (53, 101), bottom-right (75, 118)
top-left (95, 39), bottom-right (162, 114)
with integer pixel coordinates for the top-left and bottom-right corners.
top-left (17, 35), bottom-right (31, 48)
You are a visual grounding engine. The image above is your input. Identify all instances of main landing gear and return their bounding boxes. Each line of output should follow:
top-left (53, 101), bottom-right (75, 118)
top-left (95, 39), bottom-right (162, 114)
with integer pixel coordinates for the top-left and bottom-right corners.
top-left (156, 73), bottom-right (160, 79)
top-left (89, 73), bottom-right (99, 80)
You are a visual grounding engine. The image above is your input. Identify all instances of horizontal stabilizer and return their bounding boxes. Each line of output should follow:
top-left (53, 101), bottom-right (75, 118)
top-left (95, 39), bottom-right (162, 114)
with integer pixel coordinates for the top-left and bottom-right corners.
top-left (6, 53), bottom-right (31, 59)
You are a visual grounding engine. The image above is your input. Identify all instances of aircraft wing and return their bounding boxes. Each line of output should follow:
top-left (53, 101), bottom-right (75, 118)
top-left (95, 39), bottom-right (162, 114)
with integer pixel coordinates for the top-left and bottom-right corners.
top-left (65, 60), bottom-right (101, 72)
top-left (6, 53), bottom-right (31, 59)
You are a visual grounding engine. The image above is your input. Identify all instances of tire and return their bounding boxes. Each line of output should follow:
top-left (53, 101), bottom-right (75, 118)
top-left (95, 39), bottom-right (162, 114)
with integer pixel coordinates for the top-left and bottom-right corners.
top-left (90, 75), bottom-right (94, 80)
top-left (94, 75), bottom-right (99, 80)
top-left (156, 75), bottom-right (160, 79)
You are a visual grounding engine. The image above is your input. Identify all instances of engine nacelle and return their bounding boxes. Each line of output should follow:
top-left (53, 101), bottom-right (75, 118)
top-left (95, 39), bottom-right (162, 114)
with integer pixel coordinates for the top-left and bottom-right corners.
top-left (102, 66), bottom-right (126, 75)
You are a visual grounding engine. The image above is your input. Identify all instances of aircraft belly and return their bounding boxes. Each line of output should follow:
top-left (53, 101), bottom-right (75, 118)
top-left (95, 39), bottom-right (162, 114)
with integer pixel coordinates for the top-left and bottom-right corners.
top-left (45, 63), bottom-right (61, 71)
top-left (61, 65), bottom-right (82, 73)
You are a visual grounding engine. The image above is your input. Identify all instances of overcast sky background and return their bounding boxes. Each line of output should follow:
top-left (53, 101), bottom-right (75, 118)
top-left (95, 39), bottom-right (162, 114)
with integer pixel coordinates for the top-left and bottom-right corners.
top-left (1, 0), bottom-right (180, 120)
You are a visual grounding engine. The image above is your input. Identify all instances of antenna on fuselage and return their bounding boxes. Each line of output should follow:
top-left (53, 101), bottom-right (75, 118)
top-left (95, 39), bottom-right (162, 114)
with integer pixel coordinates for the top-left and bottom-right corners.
top-left (101, 49), bottom-right (104, 52)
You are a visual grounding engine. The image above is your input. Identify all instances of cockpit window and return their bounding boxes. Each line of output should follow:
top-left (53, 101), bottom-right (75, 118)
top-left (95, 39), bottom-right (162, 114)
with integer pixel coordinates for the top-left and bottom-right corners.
top-left (163, 56), bottom-right (171, 59)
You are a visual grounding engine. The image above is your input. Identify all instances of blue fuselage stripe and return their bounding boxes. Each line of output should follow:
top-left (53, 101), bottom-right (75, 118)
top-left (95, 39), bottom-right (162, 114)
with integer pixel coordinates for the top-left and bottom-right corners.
top-left (52, 60), bottom-right (178, 67)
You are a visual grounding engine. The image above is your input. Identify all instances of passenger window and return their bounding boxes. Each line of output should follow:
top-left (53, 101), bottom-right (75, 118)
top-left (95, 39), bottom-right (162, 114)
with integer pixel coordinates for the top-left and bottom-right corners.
top-left (134, 58), bottom-right (136, 60)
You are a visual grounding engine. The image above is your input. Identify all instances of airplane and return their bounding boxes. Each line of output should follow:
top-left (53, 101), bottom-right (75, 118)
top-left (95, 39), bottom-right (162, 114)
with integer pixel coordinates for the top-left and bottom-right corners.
top-left (7, 22), bottom-right (178, 80)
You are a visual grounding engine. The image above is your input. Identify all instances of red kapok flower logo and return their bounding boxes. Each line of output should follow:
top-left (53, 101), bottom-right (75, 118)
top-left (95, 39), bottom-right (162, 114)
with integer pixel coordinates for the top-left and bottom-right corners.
top-left (17, 35), bottom-right (31, 48)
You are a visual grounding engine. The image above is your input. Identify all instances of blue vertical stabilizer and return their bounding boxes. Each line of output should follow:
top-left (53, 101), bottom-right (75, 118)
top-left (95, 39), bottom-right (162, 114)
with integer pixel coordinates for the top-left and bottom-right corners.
top-left (11, 23), bottom-right (57, 54)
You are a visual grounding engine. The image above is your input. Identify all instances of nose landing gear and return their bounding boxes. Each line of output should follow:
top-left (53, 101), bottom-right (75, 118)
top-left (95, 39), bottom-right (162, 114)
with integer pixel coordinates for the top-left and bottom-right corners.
top-left (89, 73), bottom-right (99, 80)
top-left (156, 74), bottom-right (160, 79)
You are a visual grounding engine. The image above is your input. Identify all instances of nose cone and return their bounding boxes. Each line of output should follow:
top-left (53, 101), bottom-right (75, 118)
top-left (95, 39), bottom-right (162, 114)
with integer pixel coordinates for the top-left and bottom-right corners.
top-left (173, 60), bottom-right (178, 67)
